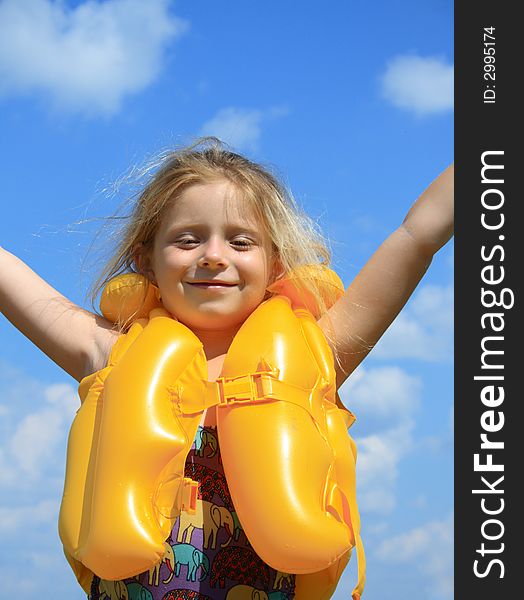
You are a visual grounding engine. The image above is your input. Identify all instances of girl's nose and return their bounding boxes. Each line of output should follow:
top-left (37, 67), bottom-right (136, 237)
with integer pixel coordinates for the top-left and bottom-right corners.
top-left (197, 237), bottom-right (229, 268)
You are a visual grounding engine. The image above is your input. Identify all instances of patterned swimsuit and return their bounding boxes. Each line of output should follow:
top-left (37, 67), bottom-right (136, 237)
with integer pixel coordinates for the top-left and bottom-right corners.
top-left (88, 425), bottom-right (296, 600)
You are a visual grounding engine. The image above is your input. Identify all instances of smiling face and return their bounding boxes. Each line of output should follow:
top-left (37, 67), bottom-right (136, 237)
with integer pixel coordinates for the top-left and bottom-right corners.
top-left (148, 179), bottom-right (275, 335)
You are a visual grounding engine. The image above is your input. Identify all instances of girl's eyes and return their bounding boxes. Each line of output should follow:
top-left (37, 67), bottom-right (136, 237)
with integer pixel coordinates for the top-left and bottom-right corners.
top-left (175, 237), bottom-right (254, 249)
top-left (176, 238), bottom-right (199, 246)
top-left (230, 239), bottom-right (253, 249)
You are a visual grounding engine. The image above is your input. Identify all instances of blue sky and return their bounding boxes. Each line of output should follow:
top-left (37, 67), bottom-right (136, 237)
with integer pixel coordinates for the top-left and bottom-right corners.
top-left (0, 1), bottom-right (453, 598)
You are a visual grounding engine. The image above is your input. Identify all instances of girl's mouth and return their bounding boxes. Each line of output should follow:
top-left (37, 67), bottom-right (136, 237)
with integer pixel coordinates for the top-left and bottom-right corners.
top-left (187, 281), bottom-right (237, 289)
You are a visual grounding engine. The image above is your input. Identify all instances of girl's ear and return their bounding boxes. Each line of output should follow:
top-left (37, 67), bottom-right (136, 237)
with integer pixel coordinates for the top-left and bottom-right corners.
top-left (132, 243), bottom-right (157, 285)
top-left (267, 257), bottom-right (286, 288)
top-left (263, 257), bottom-right (285, 301)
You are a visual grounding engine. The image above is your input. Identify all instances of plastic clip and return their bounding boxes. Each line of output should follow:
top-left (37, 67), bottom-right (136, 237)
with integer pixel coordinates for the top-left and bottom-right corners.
top-left (216, 371), bottom-right (277, 406)
top-left (180, 477), bottom-right (198, 514)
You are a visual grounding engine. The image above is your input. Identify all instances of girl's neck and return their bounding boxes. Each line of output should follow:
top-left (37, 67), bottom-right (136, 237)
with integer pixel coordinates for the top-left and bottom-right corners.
top-left (190, 325), bottom-right (240, 360)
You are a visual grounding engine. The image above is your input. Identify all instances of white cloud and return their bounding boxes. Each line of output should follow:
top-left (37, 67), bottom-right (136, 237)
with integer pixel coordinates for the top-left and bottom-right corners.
top-left (0, 381), bottom-right (77, 485)
top-left (199, 106), bottom-right (288, 151)
top-left (339, 366), bottom-right (421, 514)
top-left (355, 421), bottom-right (415, 514)
top-left (8, 384), bottom-right (77, 477)
top-left (0, 367), bottom-right (81, 599)
top-left (372, 284), bottom-right (454, 362)
top-left (340, 365), bottom-right (422, 420)
top-left (376, 514), bottom-right (454, 599)
top-left (0, 0), bottom-right (188, 116)
top-left (0, 499), bottom-right (57, 533)
top-left (381, 55), bottom-right (454, 116)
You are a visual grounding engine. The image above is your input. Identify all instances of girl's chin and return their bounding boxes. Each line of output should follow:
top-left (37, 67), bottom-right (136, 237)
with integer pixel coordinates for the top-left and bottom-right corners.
top-left (166, 296), bottom-right (264, 331)
top-left (175, 310), bottom-right (249, 332)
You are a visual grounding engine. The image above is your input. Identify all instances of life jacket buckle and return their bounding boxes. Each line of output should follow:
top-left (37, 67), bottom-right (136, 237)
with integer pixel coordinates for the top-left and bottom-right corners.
top-left (216, 371), bottom-right (276, 406)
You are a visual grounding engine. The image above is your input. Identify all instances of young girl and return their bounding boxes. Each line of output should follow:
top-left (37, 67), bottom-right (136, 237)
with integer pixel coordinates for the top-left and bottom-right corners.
top-left (0, 138), bottom-right (453, 600)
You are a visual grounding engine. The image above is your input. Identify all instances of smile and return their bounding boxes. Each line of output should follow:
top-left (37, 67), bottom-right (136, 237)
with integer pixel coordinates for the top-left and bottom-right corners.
top-left (186, 282), bottom-right (237, 289)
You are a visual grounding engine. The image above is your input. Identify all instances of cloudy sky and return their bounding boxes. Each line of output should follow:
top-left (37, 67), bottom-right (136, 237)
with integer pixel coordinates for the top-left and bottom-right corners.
top-left (0, 1), bottom-right (453, 598)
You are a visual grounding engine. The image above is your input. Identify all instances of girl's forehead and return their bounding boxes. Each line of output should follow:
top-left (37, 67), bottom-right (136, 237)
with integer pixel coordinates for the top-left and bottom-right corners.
top-left (164, 180), bottom-right (263, 229)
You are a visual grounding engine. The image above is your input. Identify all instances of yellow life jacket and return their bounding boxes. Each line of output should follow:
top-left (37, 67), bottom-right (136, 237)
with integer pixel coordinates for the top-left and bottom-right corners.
top-left (58, 267), bottom-right (366, 600)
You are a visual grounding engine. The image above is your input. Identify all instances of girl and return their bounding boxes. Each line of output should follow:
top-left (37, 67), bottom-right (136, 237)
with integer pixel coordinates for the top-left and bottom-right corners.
top-left (0, 138), bottom-right (453, 600)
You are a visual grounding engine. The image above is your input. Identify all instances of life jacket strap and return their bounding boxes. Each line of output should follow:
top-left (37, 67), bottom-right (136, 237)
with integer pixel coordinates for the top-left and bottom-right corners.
top-left (180, 478), bottom-right (199, 514)
top-left (351, 531), bottom-right (365, 600)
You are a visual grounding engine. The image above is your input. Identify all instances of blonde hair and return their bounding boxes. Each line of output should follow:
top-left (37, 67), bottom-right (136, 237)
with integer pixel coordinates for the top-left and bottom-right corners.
top-left (90, 137), bottom-right (336, 322)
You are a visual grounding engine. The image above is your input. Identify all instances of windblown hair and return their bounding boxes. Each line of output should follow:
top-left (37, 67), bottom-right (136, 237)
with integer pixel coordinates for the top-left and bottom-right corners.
top-left (90, 137), bottom-right (336, 323)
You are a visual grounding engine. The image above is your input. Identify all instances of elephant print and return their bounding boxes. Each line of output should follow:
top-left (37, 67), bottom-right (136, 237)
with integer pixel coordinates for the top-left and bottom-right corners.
top-left (184, 462), bottom-right (233, 511)
top-left (210, 546), bottom-right (271, 590)
top-left (226, 584), bottom-right (270, 599)
top-left (231, 511), bottom-right (250, 546)
top-left (148, 541), bottom-right (175, 586)
top-left (161, 590), bottom-right (212, 600)
top-left (178, 499), bottom-right (234, 549)
top-left (99, 579), bottom-right (129, 600)
top-left (209, 504), bottom-right (234, 548)
top-left (162, 543), bottom-right (210, 583)
top-left (194, 427), bottom-right (219, 459)
top-left (126, 581), bottom-right (154, 600)
top-left (273, 571), bottom-right (293, 590)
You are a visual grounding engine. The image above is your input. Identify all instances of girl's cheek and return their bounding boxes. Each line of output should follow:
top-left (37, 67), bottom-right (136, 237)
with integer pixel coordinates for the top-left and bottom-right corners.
top-left (164, 251), bottom-right (190, 268)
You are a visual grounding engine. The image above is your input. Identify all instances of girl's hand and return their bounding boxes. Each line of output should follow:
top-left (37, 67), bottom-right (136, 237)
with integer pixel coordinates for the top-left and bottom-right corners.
top-left (318, 164), bottom-right (454, 389)
top-left (0, 248), bottom-right (118, 382)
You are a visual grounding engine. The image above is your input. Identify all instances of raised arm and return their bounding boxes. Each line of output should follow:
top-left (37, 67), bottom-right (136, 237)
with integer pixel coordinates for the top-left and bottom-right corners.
top-left (318, 164), bottom-right (454, 389)
top-left (0, 247), bottom-right (119, 382)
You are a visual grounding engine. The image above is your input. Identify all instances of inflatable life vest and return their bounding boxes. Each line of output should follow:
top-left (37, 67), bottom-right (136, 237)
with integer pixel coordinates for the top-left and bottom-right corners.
top-left (58, 266), bottom-right (365, 600)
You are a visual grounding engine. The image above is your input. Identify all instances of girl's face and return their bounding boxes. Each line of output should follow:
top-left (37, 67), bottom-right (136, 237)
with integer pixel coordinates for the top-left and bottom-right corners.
top-left (149, 180), bottom-right (275, 333)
